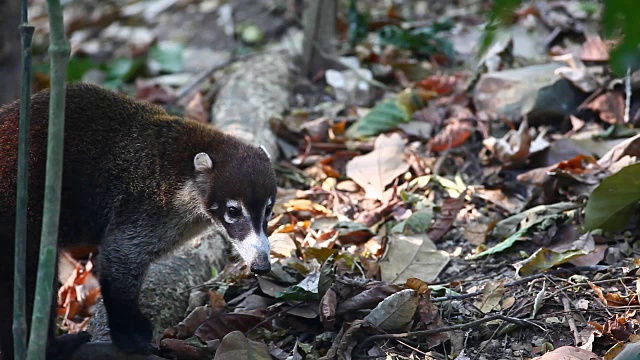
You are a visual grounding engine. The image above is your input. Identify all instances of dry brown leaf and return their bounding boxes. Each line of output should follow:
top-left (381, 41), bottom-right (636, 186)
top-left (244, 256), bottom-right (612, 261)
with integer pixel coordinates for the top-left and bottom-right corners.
top-left (195, 313), bottom-right (267, 342)
top-left (427, 194), bottom-right (466, 241)
top-left (320, 288), bottom-right (337, 329)
top-left (379, 233), bottom-right (450, 284)
top-left (587, 92), bottom-right (624, 124)
top-left (346, 133), bottom-right (409, 200)
top-left (429, 119), bottom-right (472, 152)
top-left (474, 280), bottom-right (505, 313)
top-left (162, 306), bottom-right (212, 340)
top-left (213, 331), bottom-right (271, 360)
top-left (363, 289), bottom-right (418, 332)
top-left (336, 283), bottom-right (402, 315)
top-left (185, 91), bottom-right (208, 123)
top-left (580, 36), bottom-right (609, 62)
top-left (531, 346), bottom-right (601, 360)
top-left (416, 75), bottom-right (459, 95)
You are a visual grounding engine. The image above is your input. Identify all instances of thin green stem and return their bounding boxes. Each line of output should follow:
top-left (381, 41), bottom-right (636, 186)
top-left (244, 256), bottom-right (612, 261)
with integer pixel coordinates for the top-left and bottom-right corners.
top-left (25, 0), bottom-right (69, 358)
top-left (13, 0), bottom-right (35, 358)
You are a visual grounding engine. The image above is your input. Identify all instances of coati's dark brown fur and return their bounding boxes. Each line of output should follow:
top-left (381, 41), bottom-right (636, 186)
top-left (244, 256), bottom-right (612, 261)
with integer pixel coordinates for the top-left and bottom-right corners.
top-left (0, 83), bottom-right (277, 358)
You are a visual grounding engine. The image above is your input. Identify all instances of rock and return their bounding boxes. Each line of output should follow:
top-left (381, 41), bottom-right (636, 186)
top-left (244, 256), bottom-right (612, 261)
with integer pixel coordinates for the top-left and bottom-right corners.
top-left (473, 63), bottom-right (588, 125)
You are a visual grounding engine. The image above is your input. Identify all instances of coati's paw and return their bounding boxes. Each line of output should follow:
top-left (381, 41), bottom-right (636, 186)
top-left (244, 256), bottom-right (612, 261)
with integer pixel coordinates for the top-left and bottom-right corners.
top-left (46, 332), bottom-right (92, 359)
top-left (110, 311), bottom-right (155, 354)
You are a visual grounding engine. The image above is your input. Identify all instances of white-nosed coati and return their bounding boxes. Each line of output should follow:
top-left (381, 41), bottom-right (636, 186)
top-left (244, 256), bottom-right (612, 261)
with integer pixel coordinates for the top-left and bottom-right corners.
top-left (0, 83), bottom-right (277, 359)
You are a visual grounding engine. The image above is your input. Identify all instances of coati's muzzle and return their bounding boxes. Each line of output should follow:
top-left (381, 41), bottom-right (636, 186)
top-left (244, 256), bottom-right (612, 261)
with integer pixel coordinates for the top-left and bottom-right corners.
top-left (229, 228), bottom-right (271, 275)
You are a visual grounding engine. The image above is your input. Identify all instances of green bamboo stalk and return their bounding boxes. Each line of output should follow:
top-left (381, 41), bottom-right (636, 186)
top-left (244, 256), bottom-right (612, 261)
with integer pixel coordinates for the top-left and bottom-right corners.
top-left (25, 0), bottom-right (69, 358)
top-left (13, 0), bottom-right (35, 356)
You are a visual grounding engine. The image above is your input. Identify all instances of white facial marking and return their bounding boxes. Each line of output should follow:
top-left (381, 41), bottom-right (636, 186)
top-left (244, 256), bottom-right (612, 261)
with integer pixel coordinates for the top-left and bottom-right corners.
top-left (232, 229), bottom-right (270, 266)
top-left (223, 200), bottom-right (249, 223)
top-left (259, 145), bottom-right (271, 160)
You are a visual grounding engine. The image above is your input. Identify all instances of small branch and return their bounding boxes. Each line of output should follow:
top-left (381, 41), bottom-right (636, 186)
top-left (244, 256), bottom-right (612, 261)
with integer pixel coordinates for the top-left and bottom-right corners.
top-left (562, 296), bottom-right (580, 346)
top-left (432, 266), bottom-right (610, 303)
top-left (358, 314), bottom-right (536, 351)
top-left (625, 67), bottom-right (631, 124)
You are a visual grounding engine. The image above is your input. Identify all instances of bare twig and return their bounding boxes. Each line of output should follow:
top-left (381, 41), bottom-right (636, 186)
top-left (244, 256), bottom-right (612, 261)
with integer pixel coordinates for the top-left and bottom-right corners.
top-left (562, 296), bottom-right (580, 346)
top-left (358, 314), bottom-right (539, 351)
top-left (432, 266), bottom-right (610, 303)
top-left (625, 66), bottom-right (631, 124)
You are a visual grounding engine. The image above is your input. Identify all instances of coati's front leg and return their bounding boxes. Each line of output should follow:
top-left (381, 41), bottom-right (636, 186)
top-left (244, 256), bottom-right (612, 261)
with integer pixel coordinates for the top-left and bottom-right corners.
top-left (98, 239), bottom-right (155, 355)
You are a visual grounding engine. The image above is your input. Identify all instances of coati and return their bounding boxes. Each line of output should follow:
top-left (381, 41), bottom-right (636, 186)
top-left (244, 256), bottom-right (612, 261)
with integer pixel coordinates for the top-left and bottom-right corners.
top-left (0, 83), bottom-right (277, 358)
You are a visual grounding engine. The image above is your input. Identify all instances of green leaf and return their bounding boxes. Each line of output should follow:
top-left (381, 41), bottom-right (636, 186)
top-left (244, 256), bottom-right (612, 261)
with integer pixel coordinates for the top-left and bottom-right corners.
top-left (403, 207), bottom-right (434, 234)
top-left (150, 42), bottom-right (184, 74)
top-left (346, 98), bottom-right (411, 139)
top-left (105, 57), bottom-right (146, 85)
top-left (477, 0), bottom-right (521, 58)
top-left (602, 0), bottom-right (640, 75)
top-left (275, 286), bottom-right (319, 301)
top-left (347, 0), bottom-right (369, 46)
top-left (468, 226), bottom-right (529, 259)
top-left (585, 163), bottom-right (640, 231)
top-left (378, 20), bottom-right (455, 59)
top-left (66, 57), bottom-right (98, 82)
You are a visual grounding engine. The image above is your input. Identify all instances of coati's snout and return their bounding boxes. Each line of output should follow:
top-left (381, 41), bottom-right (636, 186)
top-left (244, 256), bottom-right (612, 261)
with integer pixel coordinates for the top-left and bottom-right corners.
top-left (193, 150), bottom-right (276, 275)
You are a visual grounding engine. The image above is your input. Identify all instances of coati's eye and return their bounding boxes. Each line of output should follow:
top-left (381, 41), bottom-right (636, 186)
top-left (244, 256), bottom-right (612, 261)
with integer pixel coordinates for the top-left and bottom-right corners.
top-left (227, 206), bottom-right (242, 218)
top-left (265, 205), bottom-right (273, 219)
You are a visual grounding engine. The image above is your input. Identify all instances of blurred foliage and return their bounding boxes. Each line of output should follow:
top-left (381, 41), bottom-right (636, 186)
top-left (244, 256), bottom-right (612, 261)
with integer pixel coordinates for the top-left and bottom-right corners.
top-left (347, 0), bottom-right (369, 46)
top-left (602, 0), bottom-right (640, 75)
top-left (478, 0), bottom-right (521, 60)
top-left (378, 19), bottom-right (455, 59)
top-left (481, 0), bottom-right (640, 76)
top-left (585, 163), bottom-right (640, 232)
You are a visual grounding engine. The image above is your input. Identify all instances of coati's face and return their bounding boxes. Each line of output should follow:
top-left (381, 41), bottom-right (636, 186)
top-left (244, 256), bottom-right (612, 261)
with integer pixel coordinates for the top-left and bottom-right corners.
top-left (193, 149), bottom-right (277, 275)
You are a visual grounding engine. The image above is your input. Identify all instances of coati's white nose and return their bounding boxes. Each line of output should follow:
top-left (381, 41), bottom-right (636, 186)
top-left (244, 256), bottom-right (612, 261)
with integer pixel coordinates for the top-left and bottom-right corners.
top-left (249, 233), bottom-right (271, 274)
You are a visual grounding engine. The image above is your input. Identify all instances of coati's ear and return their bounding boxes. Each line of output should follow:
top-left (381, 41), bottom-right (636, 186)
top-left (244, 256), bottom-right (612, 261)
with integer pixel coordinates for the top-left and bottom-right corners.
top-left (194, 152), bottom-right (213, 171)
top-left (259, 145), bottom-right (271, 160)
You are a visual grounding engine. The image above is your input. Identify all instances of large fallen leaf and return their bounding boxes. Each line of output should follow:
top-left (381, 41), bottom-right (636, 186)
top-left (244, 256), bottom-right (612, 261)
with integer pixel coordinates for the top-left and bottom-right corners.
top-left (585, 162), bottom-right (640, 231)
top-left (514, 247), bottom-right (590, 277)
top-left (336, 283), bottom-right (402, 315)
top-left (474, 280), bottom-right (505, 312)
top-left (213, 331), bottom-right (271, 360)
top-left (492, 202), bottom-right (580, 239)
top-left (380, 233), bottom-right (450, 284)
top-left (363, 289), bottom-right (418, 332)
top-left (195, 313), bottom-right (266, 341)
top-left (531, 346), bottom-right (600, 360)
top-left (346, 133), bottom-right (410, 200)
